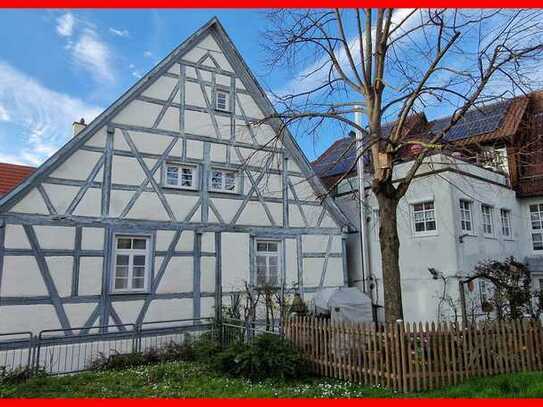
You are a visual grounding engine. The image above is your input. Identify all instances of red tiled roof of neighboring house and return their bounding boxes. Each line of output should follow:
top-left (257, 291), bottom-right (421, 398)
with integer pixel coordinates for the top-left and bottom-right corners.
top-left (0, 163), bottom-right (36, 196)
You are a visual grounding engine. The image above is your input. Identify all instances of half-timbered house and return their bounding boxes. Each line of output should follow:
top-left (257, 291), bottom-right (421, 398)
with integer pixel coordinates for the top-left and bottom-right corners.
top-left (0, 18), bottom-right (353, 334)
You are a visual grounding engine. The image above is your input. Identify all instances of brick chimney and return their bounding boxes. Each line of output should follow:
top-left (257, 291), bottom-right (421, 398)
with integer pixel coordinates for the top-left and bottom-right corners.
top-left (72, 118), bottom-right (87, 136)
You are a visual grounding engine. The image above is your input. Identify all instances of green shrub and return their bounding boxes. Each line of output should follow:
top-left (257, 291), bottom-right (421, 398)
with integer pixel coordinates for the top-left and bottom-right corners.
top-left (0, 366), bottom-right (45, 385)
top-left (88, 335), bottom-right (221, 371)
top-left (214, 333), bottom-right (310, 380)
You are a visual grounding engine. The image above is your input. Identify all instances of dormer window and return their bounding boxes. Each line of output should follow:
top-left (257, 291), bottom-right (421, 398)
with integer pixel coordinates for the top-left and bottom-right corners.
top-left (216, 91), bottom-right (229, 112)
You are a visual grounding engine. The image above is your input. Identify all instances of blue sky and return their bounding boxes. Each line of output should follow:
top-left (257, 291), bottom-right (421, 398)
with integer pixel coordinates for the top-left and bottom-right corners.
top-left (0, 9), bottom-right (336, 167)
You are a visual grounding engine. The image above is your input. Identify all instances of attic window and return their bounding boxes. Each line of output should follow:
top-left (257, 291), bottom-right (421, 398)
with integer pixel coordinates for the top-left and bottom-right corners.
top-left (164, 163), bottom-right (198, 190)
top-left (209, 168), bottom-right (238, 193)
top-left (216, 91), bottom-right (229, 112)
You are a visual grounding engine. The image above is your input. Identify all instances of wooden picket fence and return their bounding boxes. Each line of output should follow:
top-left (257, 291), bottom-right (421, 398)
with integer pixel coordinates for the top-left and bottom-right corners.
top-left (283, 316), bottom-right (543, 392)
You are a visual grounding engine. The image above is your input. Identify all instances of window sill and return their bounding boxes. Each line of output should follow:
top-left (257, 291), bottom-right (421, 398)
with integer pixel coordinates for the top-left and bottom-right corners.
top-left (163, 184), bottom-right (198, 192)
top-left (110, 291), bottom-right (150, 296)
top-left (412, 232), bottom-right (438, 238)
top-left (483, 234), bottom-right (497, 240)
top-left (209, 189), bottom-right (239, 195)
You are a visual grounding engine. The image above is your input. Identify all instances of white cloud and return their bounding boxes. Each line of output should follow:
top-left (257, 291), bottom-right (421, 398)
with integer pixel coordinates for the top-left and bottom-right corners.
top-left (0, 61), bottom-right (102, 166)
top-left (143, 51), bottom-right (153, 58)
top-left (56, 13), bottom-right (75, 37)
top-left (109, 27), bottom-right (130, 38)
top-left (0, 104), bottom-right (9, 122)
top-left (69, 28), bottom-right (114, 82)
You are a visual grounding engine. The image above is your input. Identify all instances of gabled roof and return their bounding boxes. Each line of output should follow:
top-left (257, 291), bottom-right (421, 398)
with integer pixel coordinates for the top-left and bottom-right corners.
top-left (0, 163), bottom-right (35, 196)
top-left (0, 17), bottom-right (353, 230)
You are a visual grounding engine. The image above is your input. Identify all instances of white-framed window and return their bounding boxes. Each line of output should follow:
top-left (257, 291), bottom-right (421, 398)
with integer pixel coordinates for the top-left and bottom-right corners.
top-left (215, 90), bottom-right (229, 111)
top-left (209, 168), bottom-right (238, 193)
top-left (481, 204), bottom-right (494, 236)
top-left (459, 199), bottom-right (473, 233)
top-left (530, 203), bottom-right (543, 250)
top-left (112, 235), bottom-right (151, 293)
top-left (500, 209), bottom-right (512, 238)
top-left (164, 163), bottom-right (198, 190)
top-left (255, 240), bottom-right (281, 287)
top-left (411, 201), bottom-right (436, 235)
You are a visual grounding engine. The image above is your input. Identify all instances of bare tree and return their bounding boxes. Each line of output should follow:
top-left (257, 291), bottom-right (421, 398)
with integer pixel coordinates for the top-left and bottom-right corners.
top-left (261, 8), bottom-right (543, 322)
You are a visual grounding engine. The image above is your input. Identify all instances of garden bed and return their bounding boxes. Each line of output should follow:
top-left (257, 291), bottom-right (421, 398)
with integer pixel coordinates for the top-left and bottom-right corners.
top-left (1, 361), bottom-right (543, 398)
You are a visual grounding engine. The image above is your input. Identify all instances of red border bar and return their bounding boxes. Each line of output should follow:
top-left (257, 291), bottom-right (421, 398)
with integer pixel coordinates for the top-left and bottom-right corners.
top-left (0, 1), bottom-right (542, 8)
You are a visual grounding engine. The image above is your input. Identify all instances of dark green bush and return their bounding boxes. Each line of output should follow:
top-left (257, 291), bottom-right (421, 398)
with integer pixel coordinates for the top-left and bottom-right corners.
top-left (214, 333), bottom-right (310, 380)
top-left (0, 366), bottom-right (45, 385)
top-left (88, 334), bottom-right (221, 371)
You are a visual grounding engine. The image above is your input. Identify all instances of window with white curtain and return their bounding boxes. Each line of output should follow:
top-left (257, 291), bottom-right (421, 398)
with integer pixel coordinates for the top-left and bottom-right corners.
top-left (112, 235), bottom-right (151, 293)
top-left (255, 240), bottom-right (280, 287)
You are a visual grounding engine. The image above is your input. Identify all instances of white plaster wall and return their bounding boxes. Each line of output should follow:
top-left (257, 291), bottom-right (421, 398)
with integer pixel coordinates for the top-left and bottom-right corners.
top-left (237, 201), bottom-right (272, 226)
top-left (323, 258), bottom-right (344, 287)
top-left (112, 300), bottom-right (145, 324)
top-left (115, 130), bottom-right (175, 156)
top-left (141, 75), bottom-right (178, 101)
top-left (201, 297), bottom-right (215, 318)
top-left (210, 142), bottom-right (227, 163)
top-left (35, 226), bottom-right (75, 250)
top-left (302, 258), bottom-right (324, 288)
top-left (302, 235), bottom-right (329, 253)
top-left (156, 257), bottom-right (193, 293)
top-left (52, 150), bottom-right (103, 181)
top-left (46, 256), bottom-right (74, 297)
top-left (4, 224), bottom-right (31, 249)
top-left (285, 238), bottom-right (298, 286)
top-left (11, 187), bottom-right (49, 215)
top-left (157, 108), bottom-right (179, 132)
top-left (201, 257), bottom-right (216, 292)
top-left (84, 126), bottom-right (107, 148)
top-left (126, 192), bottom-right (170, 221)
top-left (177, 231), bottom-right (194, 251)
top-left (0, 304), bottom-right (61, 333)
top-left (155, 230), bottom-right (178, 251)
top-left (1, 256), bottom-right (47, 296)
top-left (164, 194), bottom-right (200, 222)
top-left (186, 139), bottom-right (204, 160)
top-left (73, 188), bottom-right (102, 217)
top-left (78, 258), bottom-right (103, 296)
top-left (222, 232), bottom-right (249, 290)
top-left (81, 227), bottom-right (105, 250)
top-left (185, 82), bottom-right (206, 107)
top-left (144, 298), bottom-right (193, 322)
top-left (109, 189), bottom-right (134, 218)
top-left (39, 184), bottom-right (78, 215)
top-left (211, 198), bottom-right (240, 223)
top-left (64, 303), bottom-right (99, 329)
top-left (185, 110), bottom-right (215, 137)
top-left (113, 100), bottom-right (162, 128)
top-left (111, 156), bottom-right (147, 186)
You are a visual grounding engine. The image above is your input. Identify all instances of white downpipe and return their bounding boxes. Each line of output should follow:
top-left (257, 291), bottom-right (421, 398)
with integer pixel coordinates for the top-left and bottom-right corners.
top-left (355, 107), bottom-right (372, 295)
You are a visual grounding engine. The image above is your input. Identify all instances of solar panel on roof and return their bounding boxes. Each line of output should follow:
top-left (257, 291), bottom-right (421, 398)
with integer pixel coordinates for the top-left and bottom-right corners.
top-left (431, 100), bottom-right (511, 141)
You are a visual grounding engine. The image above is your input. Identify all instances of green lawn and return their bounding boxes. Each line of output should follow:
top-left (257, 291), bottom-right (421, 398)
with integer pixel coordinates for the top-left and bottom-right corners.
top-left (1, 361), bottom-right (543, 398)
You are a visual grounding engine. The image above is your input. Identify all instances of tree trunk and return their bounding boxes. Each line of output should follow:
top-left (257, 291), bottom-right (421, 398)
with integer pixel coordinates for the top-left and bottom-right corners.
top-left (375, 187), bottom-right (404, 323)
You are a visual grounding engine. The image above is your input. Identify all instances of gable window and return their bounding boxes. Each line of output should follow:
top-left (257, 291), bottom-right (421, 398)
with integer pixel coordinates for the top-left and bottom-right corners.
top-left (500, 209), bottom-right (512, 238)
top-left (215, 91), bottom-right (229, 112)
top-left (481, 204), bottom-right (494, 236)
top-left (459, 200), bottom-right (473, 233)
top-left (530, 204), bottom-right (543, 250)
top-left (411, 201), bottom-right (436, 235)
top-left (112, 235), bottom-right (151, 293)
top-left (209, 168), bottom-right (238, 193)
top-left (164, 163), bottom-right (197, 190)
top-left (255, 240), bottom-right (281, 287)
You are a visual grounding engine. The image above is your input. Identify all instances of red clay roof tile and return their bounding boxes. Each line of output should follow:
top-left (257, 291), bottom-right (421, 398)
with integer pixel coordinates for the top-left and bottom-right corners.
top-left (0, 162), bottom-right (36, 196)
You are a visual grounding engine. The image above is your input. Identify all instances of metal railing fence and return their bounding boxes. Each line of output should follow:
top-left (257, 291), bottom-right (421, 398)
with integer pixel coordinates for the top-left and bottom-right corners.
top-left (0, 317), bottom-right (213, 376)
